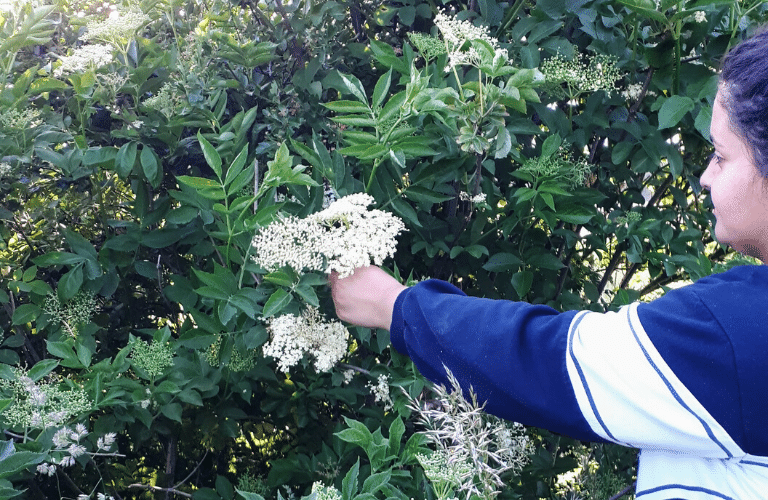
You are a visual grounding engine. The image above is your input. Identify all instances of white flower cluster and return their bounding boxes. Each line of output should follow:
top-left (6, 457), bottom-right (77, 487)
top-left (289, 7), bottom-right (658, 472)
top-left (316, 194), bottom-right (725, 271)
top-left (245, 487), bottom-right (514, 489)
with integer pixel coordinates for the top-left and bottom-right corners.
top-left (264, 307), bottom-right (349, 373)
top-left (252, 193), bottom-right (405, 278)
top-left (541, 51), bottom-right (623, 99)
top-left (0, 162), bottom-right (12, 177)
top-left (417, 450), bottom-right (473, 500)
top-left (367, 374), bottom-right (393, 411)
top-left (43, 291), bottom-right (99, 338)
top-left (143, 82), bottom-right (183, 119)
top-left (621, 82), bottom-right (656, 102)
top-left (129, 338), bottom-right (174, 379)
top-left (77, 493), bottom-right (114, 500)
top-left (0, 370), bottom-right (92, 430)
top-left (0, 108), bottom-right (42, 130)
top-left (434, 11), bottom-right (508, 71)
top-left (459, 191), bottom-right (487, 204)
top-left (54, 44), bottom-right (114, 76)
top-left (37, 424), bottom-right (116, 480)
top-left (311, 482), bottom-right (342, 500)
top-left (82, 8), bottom-right (150, 44)
top-left (694, 10), bottom-right (707, 23)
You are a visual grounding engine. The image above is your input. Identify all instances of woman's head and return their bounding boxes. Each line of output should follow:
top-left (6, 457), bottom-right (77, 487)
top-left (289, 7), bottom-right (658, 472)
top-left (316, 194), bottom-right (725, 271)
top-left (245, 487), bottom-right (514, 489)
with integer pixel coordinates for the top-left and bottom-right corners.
top-left (699, 30), bottom-right (768, 262)
top-left (718, 29), bottom-right (768, 177)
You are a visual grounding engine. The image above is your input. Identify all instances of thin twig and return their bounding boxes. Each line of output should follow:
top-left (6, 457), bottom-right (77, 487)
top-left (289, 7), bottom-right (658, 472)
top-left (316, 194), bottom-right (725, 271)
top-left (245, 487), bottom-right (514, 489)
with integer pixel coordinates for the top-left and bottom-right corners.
top-left (607, 482), bottom-right (636, 500)
top-left (173, 450), bottom-right (208, 490)
top-left (338, 363), bottom-right (371, 376)
top-left (128, 484), bottom-right (192, 498)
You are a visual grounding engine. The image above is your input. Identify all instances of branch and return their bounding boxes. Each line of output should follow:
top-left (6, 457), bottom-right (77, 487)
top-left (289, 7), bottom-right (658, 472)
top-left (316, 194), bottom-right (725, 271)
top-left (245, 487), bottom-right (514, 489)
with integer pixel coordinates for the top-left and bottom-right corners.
top-left (173, 450), bottom-right (208, 490)
top-left (338, 363), bottom-right (371, 376)
top-left (128, 484), bottom-right (192, 498)
top-left (607, 482), bottom-right (636, 500)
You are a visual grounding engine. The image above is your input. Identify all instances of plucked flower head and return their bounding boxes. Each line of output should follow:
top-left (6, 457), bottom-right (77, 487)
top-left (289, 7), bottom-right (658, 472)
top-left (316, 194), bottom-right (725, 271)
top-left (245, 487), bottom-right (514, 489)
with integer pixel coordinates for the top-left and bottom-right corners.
top-left (252, 193), bottom-right (405, 278)
top-left (263, 307), bottom-right (348, 373)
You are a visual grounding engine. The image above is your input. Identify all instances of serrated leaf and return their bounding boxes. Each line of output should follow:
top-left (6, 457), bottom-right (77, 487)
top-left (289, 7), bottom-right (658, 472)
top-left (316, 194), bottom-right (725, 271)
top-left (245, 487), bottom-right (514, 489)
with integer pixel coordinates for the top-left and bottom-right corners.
top-left (372, 69), bottom-right (392, 110)
top-left (483, 252), bottom-right (522, 272)
top-left (198, 132), bottom-right (222, 179)
top-left (323, 100), bottom-right (371, 114)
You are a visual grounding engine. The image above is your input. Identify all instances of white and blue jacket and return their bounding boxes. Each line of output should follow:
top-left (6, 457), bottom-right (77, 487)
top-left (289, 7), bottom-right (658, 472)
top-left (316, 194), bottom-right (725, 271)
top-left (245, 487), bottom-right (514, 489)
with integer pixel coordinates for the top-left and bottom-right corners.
top-left (390, 265), bottom-right (768, 499)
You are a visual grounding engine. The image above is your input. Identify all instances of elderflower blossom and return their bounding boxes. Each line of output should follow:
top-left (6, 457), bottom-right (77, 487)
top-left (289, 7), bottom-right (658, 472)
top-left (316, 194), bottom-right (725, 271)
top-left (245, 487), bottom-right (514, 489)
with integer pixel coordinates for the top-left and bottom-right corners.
top-left (143, 82), bottom-right (183, 119)
top-left (694, 10), bottom-right (707, 23)
top-left (43, 291), bottom-right (99, 338)
top-left (0, 162), bottom-right (11, 177)
top-left (408, 32), bottom-right (447, 61)
top-left (82, 8), bottom-right (150, 45)
top-left (459, 191), bottom-right (487, 204)
top-left (367, 374), bottom-right (393, 411)
top-left (541, 51), bottom-right (623, 99)
top-left (204, 335), bottom-right (257, 372)
top-left (264, 307), bottom-right (349, 373)
top-left (311, 482), bottom-right (342, 500)
top-left (621, 82), bottom-right (656, 102)
top-left (252, 193), bottom-right (405, 278)
top-left (417, 450), bottom-right (473, 500)
top-left (129, 338), bottom-right (174, 378)
top-left (0, 108), bottom-right (42, 130)
top-left (54, 44), bottom-right (114, 76)
top-left (434, 11), bottom-right (508, 71)
top-left (0, 369), bottom-right (92, 430)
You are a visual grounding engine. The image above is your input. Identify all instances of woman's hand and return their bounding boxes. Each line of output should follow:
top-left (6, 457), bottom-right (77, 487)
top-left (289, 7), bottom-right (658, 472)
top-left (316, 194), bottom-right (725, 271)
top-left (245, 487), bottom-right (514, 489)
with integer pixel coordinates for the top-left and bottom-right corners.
top-left (329, 266), bottom-right (407, 331)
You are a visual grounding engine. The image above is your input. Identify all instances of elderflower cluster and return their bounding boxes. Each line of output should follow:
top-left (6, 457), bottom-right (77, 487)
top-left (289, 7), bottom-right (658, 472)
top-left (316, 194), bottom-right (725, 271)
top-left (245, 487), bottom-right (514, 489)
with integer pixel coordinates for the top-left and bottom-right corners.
top-left (0, 108), bottom-right (42, 130)
top-left (264, 307), bottom-right (349, 373)
top-left (54, 44), bottom-right (114, 76)
top-left (82, 8), bottom-right (150, 45)
top-left (459, 191), bottom-right (487, 204)
top-left (143, 82), bottom-right (183, 119)
top-left (129, 338), bottom-right (174, 378)
top-left (417, 450), bottom-right (473, 500)
top-left (0, 162), bottom-right (12, 177)
top-left (204, 335), bottom-right (257, 372)
top-left (694, 10), bottom-right (707, 23)
top-left (408, 32), bottom-right (447, 61)
top-left (0, 369), bottom-right (92, 430)
top-left (434, 11), bottom-right (508, 71)
top-left (518, 146), bottom-right (592, 188)
top-left (541, 51), bottom-right (623, 99)
top-left (311, 482), bottom-right (342, 500)
top-left (252, 194), bottom-right (405, 278)
top-left (615, 211), bottom-right (642, 225)
top-left (367, 374), bottom-right (393, 411)
top-left (43, 291), bottom-right (99, 338)
top-left (621, 82), bottom-right (656, 102)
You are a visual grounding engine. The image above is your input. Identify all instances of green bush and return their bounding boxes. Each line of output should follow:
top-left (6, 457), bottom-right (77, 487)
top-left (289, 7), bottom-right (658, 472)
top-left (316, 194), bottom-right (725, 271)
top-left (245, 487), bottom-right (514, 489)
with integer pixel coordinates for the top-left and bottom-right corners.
top-left (0, 0), bottom-right (765, 498)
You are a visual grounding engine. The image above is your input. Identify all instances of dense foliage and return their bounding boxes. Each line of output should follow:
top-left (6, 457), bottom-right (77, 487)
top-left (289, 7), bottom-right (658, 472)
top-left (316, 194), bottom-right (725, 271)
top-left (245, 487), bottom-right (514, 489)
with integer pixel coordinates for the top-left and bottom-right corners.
top-left (0, 0), bottom-right (766, 498)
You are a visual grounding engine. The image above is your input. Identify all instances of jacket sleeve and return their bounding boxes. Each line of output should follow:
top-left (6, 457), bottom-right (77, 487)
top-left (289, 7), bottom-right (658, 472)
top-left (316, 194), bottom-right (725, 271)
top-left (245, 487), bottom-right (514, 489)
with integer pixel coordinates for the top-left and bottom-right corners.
top-left (390, 278), bottom-right (746, 458)
top-left (389, 279), bottom-right (603, 442)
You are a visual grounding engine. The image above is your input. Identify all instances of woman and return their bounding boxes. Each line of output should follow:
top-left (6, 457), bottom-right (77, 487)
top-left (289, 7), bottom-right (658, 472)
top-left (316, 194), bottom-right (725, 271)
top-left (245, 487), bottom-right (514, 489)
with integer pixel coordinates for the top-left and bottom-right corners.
top-left (331, 31), bottom-right (768, 499)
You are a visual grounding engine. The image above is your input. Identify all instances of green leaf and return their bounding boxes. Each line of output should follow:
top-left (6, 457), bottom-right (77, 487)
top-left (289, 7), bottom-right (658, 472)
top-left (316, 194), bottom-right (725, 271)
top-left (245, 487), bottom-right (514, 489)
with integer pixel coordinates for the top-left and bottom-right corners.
top-left (323, 100), bottom-right (371, 114)
top-left (372, 69), bottom-right (393, 110)
top-left (198, 132), bottom-right (223, 180)
top-left (161, 402), bottom-right (183, 422)
top-left (339, 73), bottom-right (368, 104)
top-left (27, 359), bottom-right (58, 381)
top-left (482, 252), bottom-right (522, 272)
top-left (388, 417), bottom-right (405, 457)
top-left (362, 470), bottom-right (391, 495)
top-left (236, 490), bottom-right (265, 500)
top-left (140, 146), bottom-right (160, 187)
top-left (11, 304), bottom-right (40, 325)
top-left (336, 418), bottom-right (372, 448)
top-left (540, 133), bottom-right (562, 158)
top-left (526, 252), bottom-right (565, 270)
top-left (224, 145), bottom-right (250, 189)
top-left (341, 458), bottom-right (360, 500)
top-left (658, 95), bottom-right (695, 130)
top-left (115, 141), bottom-right (138, 179)
top-left (263, 269), bottom-right (298, 287)
top-left (511, 270), bottom-right (534, 298)
top-left (262, 288), bottom-right (292, 318)
top-left (33, 251), bottom-right (86, 266)
top-left (0, 451), bottom-right (46, 480)
top-left (58, 264), bottom-right (84, 301)
top-left (404, 186), bottom-right (453, 205)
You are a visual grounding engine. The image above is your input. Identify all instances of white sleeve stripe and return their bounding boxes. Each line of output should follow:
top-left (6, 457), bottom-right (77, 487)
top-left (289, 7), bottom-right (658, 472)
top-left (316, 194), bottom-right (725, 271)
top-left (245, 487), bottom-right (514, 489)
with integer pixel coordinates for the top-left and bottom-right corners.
top-left (566, 304), bottom-right (742, 457)
top-left (623, 307), bottom-right (735, 459)
top-left (636, 484), bottom-right (735, 499)
top-left (567, 311), bottom-right (630, 447)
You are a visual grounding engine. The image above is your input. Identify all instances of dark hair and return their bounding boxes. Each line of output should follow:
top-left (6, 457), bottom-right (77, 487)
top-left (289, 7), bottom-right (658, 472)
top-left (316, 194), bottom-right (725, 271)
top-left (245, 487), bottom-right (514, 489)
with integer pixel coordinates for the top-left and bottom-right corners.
top-left (719, 28), bottom-right (768, 178)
